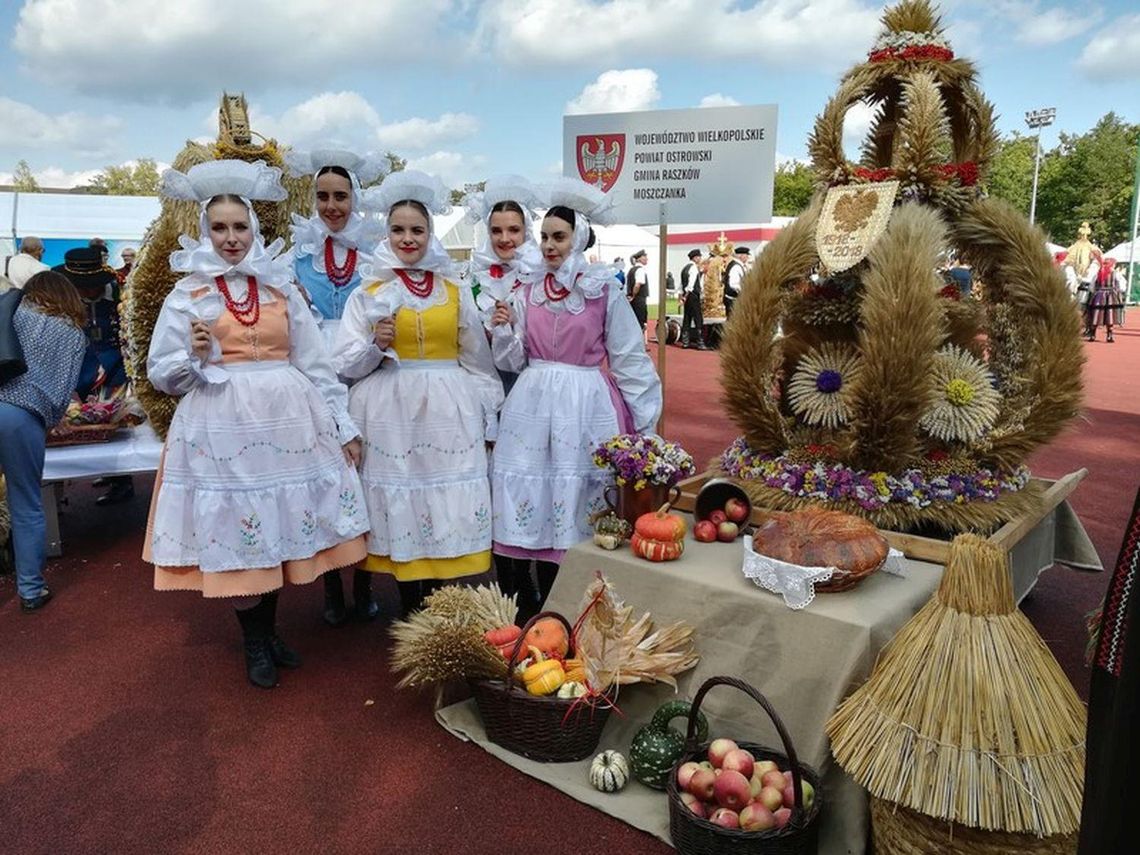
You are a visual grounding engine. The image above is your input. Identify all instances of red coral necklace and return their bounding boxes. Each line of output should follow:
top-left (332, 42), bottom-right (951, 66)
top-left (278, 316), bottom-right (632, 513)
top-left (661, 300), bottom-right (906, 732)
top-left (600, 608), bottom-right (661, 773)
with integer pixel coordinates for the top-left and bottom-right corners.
top-left (543, 273), bottom-right (571, 302)
top-left (396, 269), bottom-right (434, 299)
top-left (324, 237), bottom-right (357, 287)
top-left (215, 275), bottom-right (260, 326)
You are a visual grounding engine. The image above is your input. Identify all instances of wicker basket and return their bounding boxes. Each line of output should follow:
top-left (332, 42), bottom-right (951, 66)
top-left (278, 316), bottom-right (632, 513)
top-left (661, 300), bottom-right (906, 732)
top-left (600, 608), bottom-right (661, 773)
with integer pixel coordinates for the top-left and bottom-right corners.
top-left (871, 798), bottom-right (1076, 855)
top-left (812, 556), bottom-right (885, 593)
top-left (469, 611), bottom-right (613, 763)
top-left (45, 424), bottom-right (125, 446)
top-left (667, 676), bottom-right (823, 855)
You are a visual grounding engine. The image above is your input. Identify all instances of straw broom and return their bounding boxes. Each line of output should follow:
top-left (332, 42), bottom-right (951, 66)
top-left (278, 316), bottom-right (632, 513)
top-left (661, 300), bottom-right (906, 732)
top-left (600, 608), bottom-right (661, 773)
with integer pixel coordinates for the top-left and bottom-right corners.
top-left (826, 534), bottom-right (1085, 838)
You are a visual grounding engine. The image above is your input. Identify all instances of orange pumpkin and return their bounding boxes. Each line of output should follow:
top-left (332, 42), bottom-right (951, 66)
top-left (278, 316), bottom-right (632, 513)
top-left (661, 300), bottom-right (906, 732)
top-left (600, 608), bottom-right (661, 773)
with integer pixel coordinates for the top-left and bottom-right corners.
top-left (631, 531), bottom-right (685, 561)
top-left (634, 505), bottom-right (687, 542)
top-left (524, 617), bottom-right (570, 658)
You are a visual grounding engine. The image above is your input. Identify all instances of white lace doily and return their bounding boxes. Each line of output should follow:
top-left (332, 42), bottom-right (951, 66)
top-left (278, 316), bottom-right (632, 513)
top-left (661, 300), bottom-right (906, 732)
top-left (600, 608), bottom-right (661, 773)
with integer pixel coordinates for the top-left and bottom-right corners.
top-left (742, 535), bottom-right (907, 609)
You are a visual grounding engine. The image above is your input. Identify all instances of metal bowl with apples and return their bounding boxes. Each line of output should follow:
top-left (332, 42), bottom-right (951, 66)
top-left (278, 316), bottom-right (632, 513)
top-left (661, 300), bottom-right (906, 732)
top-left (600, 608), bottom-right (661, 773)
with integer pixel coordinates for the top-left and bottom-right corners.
top-left (692, 479), bottom-right (753, 544)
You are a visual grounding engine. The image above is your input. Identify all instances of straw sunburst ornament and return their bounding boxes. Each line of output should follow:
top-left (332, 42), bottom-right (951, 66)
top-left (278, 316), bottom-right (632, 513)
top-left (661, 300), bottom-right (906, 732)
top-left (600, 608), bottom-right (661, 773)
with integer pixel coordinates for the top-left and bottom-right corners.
top-left (786, 343), bottom-right (865, 430)
top-left (919, 345), bottom-right (1000, 443)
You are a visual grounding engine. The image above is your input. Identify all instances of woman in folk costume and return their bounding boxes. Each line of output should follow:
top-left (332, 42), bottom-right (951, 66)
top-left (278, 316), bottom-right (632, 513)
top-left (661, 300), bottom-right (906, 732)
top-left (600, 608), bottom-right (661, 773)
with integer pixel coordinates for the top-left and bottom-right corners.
top-left (1086, 255), bottom-right (1125, 343)
top-left (463, 174), bottom-right (543, 348)
top-left (490, 178), bottom-right (661, 615)
top-left (462, 176), bottom-right (546, 613)
top-left (286, 148), bottom-right (387, 626)
top-left (332, 170), bottom-right (504, 617)
top-left (144, 160), bottom-right (368, 690)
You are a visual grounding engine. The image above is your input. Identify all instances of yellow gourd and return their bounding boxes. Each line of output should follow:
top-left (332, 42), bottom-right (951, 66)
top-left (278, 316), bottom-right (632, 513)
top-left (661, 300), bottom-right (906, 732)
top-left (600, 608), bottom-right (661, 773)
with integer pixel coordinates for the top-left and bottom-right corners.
top-left (522, 658), bottom-right (566, 696)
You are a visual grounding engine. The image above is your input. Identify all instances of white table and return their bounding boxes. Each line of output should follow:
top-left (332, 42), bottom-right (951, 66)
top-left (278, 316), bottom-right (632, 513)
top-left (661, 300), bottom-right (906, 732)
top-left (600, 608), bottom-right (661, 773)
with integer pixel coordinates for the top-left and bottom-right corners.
top-left (41, 424), bottom-right (164, 556)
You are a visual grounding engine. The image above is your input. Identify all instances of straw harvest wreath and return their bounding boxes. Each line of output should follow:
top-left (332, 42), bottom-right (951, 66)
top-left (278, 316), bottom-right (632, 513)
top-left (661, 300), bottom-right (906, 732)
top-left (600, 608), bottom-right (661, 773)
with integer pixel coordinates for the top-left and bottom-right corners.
top-left (713, 0), bottom-right (1083, 535)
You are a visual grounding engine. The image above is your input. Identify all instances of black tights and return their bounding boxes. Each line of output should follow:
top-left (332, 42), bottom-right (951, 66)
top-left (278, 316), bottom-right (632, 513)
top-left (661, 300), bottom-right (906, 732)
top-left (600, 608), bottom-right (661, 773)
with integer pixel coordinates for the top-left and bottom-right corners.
top-left (495, 555), bottom-right (560, 624)
top-left (396, 579), bottom-right (443, 617)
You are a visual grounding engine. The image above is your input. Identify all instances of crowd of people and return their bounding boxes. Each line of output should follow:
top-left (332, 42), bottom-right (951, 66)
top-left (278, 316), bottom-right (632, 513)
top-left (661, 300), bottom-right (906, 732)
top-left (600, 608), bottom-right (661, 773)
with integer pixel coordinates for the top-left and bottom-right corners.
top-left (1, 155), bottom-right (663, 691)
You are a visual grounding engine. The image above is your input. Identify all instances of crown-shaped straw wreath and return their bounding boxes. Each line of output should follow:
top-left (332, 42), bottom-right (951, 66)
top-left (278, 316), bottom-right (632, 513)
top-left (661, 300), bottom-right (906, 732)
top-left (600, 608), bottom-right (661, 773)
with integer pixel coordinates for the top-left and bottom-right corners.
top-left (715, 0), bottom-right (1084, 534)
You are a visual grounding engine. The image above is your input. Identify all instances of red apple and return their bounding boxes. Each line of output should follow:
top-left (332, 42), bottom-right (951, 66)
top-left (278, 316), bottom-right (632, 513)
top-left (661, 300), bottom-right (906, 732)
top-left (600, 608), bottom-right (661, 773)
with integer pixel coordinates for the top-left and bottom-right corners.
top-left (724, 498), bottom-right (749, 523)
top-left (680, 791), bottom-right (706, 818)
top-left (698, 761), bottom-right (715, 772)
top-left (717, 521), bottom-right (739, 542)
top-left (693, 520), bottom-right (718, 543)
top-left (707, 738), bottom-right (739, 768)
top-left (757, 786), bottom-right (783, 812)
top-left (714, 770), bottom-right (752, 811)
top-left (753, 759), bottom-right (779, 778)
top-left (739, 802), bottom-right (777, 832)
top-left (748, 772), bottom-right (765, 801)
top-left (773, 807), bottom-right (792, 829)
top-left (677, 761), bottom-right (702, 790)
top-left (708, 509), bottom-right (727, 526)
top-left (722, 748), bottom-right (754, 779)
top-left (761, 770), bottom-right (787, 790)
top-left (687, 768), bottom-right (717, 802)
top-left (709, 808), bottom-right (740, 829)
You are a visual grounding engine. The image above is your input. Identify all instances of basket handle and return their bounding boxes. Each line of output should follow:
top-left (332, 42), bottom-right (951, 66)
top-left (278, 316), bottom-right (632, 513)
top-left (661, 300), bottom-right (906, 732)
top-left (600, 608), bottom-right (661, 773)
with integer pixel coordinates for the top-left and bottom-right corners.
top-left (684, 675), bottom-right (811, 818)
top-left (503, 610), bottom-right (574, 692)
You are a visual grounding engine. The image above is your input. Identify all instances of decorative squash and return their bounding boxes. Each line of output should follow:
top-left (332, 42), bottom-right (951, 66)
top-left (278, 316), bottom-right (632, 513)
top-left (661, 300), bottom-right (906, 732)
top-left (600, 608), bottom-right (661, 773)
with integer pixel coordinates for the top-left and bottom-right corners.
top-left (630, 700), bottom-right (710, 790)
top-left (634, 505), bottom-right (687, 542)
top-left (522, 657), bottom-right (565, 696)
top-left (524, 617), bottom-right (570, 658)
top-left (593, 511), bottom-right (632, 550)
top-left (589, 750), bottom-right (631, 793)
top-left (631, 531), bottom-right (685, 562)
top-left (557, 680), bottom-right (587, 699)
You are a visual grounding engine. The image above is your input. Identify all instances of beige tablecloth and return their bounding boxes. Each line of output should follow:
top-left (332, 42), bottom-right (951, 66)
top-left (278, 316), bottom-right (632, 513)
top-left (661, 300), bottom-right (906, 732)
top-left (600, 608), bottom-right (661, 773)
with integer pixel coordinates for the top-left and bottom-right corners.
top-left (436, 501), bottom-right (1098, 854)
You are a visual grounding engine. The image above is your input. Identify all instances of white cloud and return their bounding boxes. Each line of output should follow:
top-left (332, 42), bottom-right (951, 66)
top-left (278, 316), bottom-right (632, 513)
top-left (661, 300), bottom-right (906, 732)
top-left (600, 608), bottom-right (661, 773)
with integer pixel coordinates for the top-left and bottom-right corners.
top-left (405, 150), bottom-right (489, 188)
top-left (0, 97), bottom-right (122, 159)
top-left (478, 0), bottom-right (879, 71)
top-left (13, 0), bottom-right (453, 103)
top-left (1077, 15), bottom-right (1140, 80)
top-left (842, 101), bottom-right (877, 156)
top-left (247, 93), bottom-right (479, 155)
top-left (375, 113), bottom-right (480, 152)
top-left (1015, 8), bottom-right (1098, 45)
top-left (251, 92), bottom-right (383, 151)
top-left (699, 94), bottom-right (741, 108)
top-left (566, 69), bottom-right (661, 115)
top-left (983, 2), bottom-right (1101, 47)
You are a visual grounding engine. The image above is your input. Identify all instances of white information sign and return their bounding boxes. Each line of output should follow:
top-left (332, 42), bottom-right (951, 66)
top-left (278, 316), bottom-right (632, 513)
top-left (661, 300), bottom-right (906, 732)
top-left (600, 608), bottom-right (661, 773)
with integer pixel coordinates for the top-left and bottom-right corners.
top-left (563, 104), bottom-right (778, 226)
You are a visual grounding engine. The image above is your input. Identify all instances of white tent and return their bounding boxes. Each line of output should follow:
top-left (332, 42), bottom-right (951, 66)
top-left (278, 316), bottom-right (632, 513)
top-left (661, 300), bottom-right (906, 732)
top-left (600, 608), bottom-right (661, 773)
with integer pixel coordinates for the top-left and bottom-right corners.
top-left (1105, 238), bottom-right (1140, 262)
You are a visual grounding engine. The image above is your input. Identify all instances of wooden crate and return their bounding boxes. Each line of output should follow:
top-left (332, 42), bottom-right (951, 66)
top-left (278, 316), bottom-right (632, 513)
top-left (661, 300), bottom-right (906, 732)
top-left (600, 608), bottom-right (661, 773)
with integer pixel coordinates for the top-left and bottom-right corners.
top-left (674, 469), bottom-right (1088, 565)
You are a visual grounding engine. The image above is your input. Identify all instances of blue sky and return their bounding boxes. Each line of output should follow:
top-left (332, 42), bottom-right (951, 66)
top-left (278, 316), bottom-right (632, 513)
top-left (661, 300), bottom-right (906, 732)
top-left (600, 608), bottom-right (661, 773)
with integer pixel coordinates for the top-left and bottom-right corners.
top-left (1, 1), bottom-right (1138, 190)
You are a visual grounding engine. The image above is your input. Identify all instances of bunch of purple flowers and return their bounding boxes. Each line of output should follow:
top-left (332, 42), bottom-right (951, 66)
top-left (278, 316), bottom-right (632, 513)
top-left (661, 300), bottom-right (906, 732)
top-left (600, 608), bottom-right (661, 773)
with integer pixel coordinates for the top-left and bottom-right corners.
top-left (593, 434), bottom-right (696, 489)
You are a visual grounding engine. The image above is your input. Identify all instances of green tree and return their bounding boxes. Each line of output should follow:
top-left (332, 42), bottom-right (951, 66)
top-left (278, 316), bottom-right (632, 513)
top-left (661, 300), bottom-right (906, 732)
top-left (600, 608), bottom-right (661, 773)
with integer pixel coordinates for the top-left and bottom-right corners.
top-left (12, 159), bottom-right (39, 192)
top-left (86, 158), bottom-right (161, 195)
top-left (1035, 113), bottom-right (1139, 248)
top-left (772, 161), bottom-right (816, 216)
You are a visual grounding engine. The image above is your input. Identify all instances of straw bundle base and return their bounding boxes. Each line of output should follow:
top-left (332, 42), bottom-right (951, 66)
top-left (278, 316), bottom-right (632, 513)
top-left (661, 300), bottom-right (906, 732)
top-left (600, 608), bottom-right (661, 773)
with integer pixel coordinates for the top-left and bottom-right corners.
top-left (872, 799), bottom-right (1076, 855)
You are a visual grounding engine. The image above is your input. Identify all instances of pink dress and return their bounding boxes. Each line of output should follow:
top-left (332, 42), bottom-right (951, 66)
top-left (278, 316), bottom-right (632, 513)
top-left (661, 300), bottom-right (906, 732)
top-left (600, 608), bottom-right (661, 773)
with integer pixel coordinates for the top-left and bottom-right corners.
top-left (490, 277), bottom-right (661, 561)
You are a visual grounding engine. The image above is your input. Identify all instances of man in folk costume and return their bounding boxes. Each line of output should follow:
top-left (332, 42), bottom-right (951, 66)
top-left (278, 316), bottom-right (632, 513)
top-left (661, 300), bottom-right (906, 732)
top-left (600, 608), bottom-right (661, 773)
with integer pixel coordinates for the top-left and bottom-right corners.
top-left (723, 244), bottom-right (750, 317)
top-left (1080, 489), bottom-right (1140, 853)
top-left (679, 248), bottom-right (708, 349)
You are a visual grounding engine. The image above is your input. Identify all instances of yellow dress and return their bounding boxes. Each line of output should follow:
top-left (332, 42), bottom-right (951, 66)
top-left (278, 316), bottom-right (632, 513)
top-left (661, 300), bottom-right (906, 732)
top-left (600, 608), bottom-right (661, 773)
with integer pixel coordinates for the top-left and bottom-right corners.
top-left (337, 278), bottom-right (503, 582)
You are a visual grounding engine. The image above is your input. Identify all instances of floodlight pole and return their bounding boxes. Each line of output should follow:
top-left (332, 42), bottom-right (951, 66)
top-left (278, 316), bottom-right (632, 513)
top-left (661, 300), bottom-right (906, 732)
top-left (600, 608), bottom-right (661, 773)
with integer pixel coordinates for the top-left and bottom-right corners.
top-left (1025, 107), bottom-right (1056, 227)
